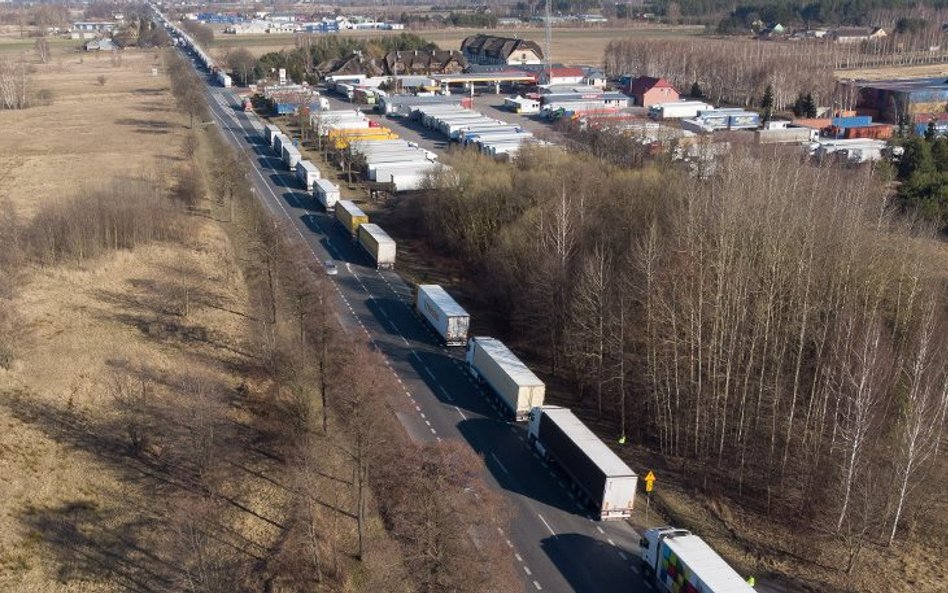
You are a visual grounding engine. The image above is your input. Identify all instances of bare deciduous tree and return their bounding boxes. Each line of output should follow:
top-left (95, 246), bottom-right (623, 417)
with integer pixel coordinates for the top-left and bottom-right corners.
top-left (34, 37), bottom-right (50, 64)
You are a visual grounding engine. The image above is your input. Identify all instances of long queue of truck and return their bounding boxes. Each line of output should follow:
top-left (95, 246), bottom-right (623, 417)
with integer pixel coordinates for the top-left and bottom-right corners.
top-left (264, 124), bottom-right (396, 269)
top-left (266, 118), bottom-right (757, 593)
top-left (267, 115), bottom-right (640, 520)
top-left (152, 7), bottom-right (231, 88)
top-left (154, 7), bottom-right (760, 588)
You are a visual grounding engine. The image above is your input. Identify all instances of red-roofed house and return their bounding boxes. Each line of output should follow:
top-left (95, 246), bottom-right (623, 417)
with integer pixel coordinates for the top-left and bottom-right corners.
top-left (628, 76), bottom-right (679, 107)
top-left (540, 67), bottom-right (586, 85)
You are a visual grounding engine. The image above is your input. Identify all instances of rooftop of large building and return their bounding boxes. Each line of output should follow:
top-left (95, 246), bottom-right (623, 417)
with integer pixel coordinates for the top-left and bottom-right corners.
top-left (856, 77), bottom-right (948, 92)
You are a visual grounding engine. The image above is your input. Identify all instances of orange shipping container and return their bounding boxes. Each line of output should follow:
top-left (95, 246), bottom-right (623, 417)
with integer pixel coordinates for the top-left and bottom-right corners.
top-left (843, 124), bottom-right (893, 140)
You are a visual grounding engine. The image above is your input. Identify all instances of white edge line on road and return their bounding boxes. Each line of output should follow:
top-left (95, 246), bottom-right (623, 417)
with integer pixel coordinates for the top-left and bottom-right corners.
top-left (490, 452), bottom-right (509, 474)
top-left (537, 513), bottom-right (556, 538)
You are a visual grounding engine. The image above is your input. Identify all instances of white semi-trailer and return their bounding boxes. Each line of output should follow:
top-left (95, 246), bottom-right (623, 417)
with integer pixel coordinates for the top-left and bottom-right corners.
top-left (357, 223), bottom-right (396, 269)
top-left (282, 143), bottom-right (301, 171)
top-left (273, 133), bottom-right (289, 156)
top-left (264, 124), bottom-right (281, 148)
top-left (466, 337), bottom-right (544, 421)
top-left (314, 178), bottom-right (340, 212)
top-left (370, 161), bottom-right (441, 183)
top-left (528, 406), bottom-right (637, 520)
top-left (639, 527), bottom-right (756, 593)
top-left (648, 100), bottom-right (714, 120)
top-left (295, 160), bottom-right (320, 191)
top-left (415, 285), bottom-right (470, 346)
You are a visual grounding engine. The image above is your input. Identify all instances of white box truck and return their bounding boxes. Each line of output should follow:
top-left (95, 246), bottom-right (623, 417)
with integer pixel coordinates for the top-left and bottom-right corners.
top-left (466, 337), bottom-right (544, 421)
top-left (264, 124), bottom-right (281, 148)
top-left (357, 223), bottom-right (396, 269)
top-left (639, 527), bottom-right (756, 593)
top-left (415, 285), bottom-right (470, 346)
top-left (296, 160), bottom-right (320, 191)
top-left (314, 178), bottom-right (340, 212)
top-left (273, 133), bottom-right (289, 156)
top-left (282, 143), bottom-right (301, 171)
top-left (528, 406), bottom-right (637, 520)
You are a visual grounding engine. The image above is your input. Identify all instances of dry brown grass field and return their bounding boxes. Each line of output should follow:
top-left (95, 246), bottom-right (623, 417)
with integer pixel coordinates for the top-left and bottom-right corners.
top-left (210, 25), bottom-right (701, 66)
top-left (0, 44), bottom-right (368, 592)
top-left (0, 45), bottom-right (240, 591)
top-left (0, 49), bottom-right (177, 221)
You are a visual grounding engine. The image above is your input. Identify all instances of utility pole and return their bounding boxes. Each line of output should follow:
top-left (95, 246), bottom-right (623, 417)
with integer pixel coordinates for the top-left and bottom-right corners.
top-left (544, 0), bottom-right (552, 84)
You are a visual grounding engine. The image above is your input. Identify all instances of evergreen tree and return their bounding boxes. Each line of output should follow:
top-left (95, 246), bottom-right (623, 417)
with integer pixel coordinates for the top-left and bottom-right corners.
top-left (897, 137), bottom-right (933, 180)
top-left (801, 92), bottom-right (817, 118)
top-left (792, 92), bottom-right (806, 117)
top-left (761, 83), bottom-right (774, 121)
top-left (690, 81), bottom-right (704, 99)
top-left (925, 120), bottom-right (937, 142)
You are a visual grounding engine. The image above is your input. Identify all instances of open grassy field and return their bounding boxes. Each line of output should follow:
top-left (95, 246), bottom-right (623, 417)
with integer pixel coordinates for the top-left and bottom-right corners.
top-left (210, 25), bottom-right (702, 66)
top-left (0, 48), bottom-right (175, 222)
top-left (0, 45), bottom-right (274, 591)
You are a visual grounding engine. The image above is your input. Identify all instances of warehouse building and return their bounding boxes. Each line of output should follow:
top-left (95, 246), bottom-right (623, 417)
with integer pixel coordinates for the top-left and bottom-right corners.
top-left (461, 34), bottom-right (544, 66)
top-left (852, 77), bottom-right (948, 123)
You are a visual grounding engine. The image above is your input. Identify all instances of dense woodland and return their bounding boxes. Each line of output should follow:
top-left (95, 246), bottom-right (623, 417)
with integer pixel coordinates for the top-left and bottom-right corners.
top-left (650, 0), bottom-right (948, 23)
top-left (399, 146), bottom-right (948, 579)
top-left (604, 38), bottom-right (838, 109)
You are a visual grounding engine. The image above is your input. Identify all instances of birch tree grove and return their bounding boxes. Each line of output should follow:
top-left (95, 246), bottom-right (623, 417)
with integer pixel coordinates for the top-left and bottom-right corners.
top-left (411, 146), bottom-right (948, 556)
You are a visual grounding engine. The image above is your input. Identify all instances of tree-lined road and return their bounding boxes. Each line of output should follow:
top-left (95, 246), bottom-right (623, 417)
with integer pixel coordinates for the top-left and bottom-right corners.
top-left (197, 68), bottom-right (650, 593)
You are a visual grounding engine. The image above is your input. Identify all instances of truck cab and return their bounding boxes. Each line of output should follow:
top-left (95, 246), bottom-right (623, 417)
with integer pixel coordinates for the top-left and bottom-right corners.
top-left (640, 526), bottom-right (690, 577)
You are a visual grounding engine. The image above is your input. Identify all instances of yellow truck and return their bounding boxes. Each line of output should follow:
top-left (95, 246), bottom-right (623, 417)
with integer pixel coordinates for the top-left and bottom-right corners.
top-left (334, 200), bottom-right (369, 237)
top-left (330, 128), bottom-right (399, 150)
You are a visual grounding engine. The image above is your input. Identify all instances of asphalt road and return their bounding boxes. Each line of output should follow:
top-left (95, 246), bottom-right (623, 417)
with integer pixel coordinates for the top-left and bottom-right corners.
top-left (190, 66), bottom-right (654, 593)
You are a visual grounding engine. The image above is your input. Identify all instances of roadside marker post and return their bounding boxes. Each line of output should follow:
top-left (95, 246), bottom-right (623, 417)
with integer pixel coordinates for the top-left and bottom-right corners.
top-left (644, 471), bottom-right (656, 523)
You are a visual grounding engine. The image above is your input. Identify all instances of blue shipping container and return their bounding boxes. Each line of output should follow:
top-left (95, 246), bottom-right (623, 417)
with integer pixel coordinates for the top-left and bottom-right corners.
top-left (831, 116), bottom-right (872, 128)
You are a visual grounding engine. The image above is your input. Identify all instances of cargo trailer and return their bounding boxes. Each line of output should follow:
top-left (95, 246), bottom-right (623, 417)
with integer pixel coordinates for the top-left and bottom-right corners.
top-left (369, 161), bottom-right (441, 182)
top-left (460, 127), bottom-right (527, 143)
top-left (364, 154), bottom-right (427, 166)
top-left (314, 178), bottom-right (340, 212)
top-left (414, 285), bottom-right (470, 346)
top-left (466, 337), bottom-right (544, 421)
top-left (755, 127), bottom-right (815, 144)
top-left (640, 527), bottom-right (756, 593)
top-left (264, 124), bottom-right (281, 148)
top-left (295, 160), bottom-right (320, 191)
top-left (387, 170), bottom-right (437, 192)
top-left (335, 200), bottom-right (368, 237)
top-left (648, 101), bottom-right (714, 120)
top-left (528, 406), bottom-right (637, 520)
top-left (282, 143), bottom-right (301, 171)
top-left (273, 133), bottom-right (289, 156)
top-left (357, 223), bottom-right (396, 269)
